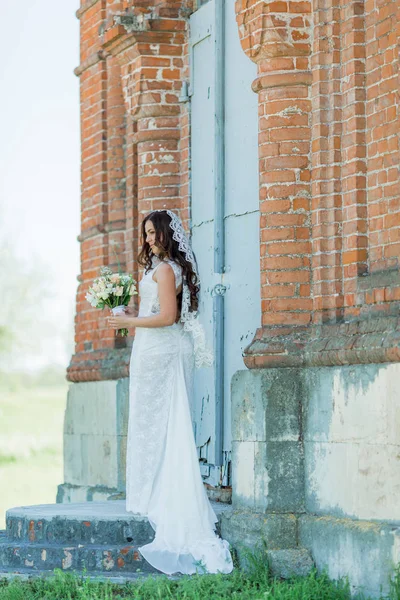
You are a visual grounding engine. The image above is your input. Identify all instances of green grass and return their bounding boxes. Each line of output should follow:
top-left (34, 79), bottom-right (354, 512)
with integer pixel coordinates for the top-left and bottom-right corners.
top-left (0, 545), bottom-right (399, 600)
top-left (0, 370), bottom-right (67, 529)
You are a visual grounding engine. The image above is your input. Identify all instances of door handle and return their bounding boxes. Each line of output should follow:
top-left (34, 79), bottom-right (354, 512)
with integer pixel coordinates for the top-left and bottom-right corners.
top-left (211, 283), bottom-right (227, 297)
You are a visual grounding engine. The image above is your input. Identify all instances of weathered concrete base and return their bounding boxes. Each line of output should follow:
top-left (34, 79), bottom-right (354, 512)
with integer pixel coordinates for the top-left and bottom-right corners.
top-left (59, 379), bottom-right (130, 501)
top-left (219, 509), bottom-right (314, 578)
top-left (57, 483), bottom-right (119, 504)
top-left (303, 364), bottom-right (400, 523)
top-left (229, 363), bottom-right (400, 597)
top-left (299, 515), bottom-right (400, 598)
top-left (58, 380), bottom-right (233, 506)
top-left (219, 509), bottom-right (298, 550)
top-left (267, 549), bottom-right (314, 579)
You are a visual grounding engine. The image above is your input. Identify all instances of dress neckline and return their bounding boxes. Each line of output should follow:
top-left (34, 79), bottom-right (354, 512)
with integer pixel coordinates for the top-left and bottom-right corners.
top-left (151, 255), bottom-right (175, 269)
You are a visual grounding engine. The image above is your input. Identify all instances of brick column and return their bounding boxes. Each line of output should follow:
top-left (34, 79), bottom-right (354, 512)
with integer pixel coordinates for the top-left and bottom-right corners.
top-left (67, 2), bottom-right (190, 382)
top-left (235, 0), bottom-right (313, 367)
top-left (310, 0), bottom-right (343, 325)
top-left (102, 7), bottom-right (188, 256)
top-left (340, 0), bottom-right (368, 304)
top-left (365, 0), bottom-right (400, 274)
top-left (310, 0), bottom-right (368, 325)
top-left (68, 0), bottom-right (113, 382)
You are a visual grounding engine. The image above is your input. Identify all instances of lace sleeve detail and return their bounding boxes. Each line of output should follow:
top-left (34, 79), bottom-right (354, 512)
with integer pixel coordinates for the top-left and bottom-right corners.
top-left (150, 298), bottom-right (161, 315)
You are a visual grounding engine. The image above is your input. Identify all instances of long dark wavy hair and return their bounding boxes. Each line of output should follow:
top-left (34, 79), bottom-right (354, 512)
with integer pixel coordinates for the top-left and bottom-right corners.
top-left (137, 210), bottom-right (200, 313)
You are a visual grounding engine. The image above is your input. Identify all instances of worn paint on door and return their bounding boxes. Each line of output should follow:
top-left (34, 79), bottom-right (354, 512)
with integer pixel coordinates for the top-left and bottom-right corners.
top-left (189, 0), bottom-right (261, 487)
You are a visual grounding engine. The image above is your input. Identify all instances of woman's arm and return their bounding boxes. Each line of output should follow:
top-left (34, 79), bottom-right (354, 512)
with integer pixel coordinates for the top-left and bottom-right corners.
top-left (107, 263), bottom-right (177, 330)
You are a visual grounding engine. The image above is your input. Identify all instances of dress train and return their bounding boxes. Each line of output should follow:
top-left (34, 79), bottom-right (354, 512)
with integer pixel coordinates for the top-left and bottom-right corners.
top-left (137, 351), bottom-right (233, 575)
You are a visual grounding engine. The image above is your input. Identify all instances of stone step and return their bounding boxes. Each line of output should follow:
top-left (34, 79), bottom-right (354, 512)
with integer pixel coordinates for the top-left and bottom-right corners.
top-left (5, 501), bottom-right (153, 546)
top-left (0, 539), bottom-right (158, 574)
top-left (5, 500), bottom-right (230, 546)
top-left (0, 499), bottom-right (232, 578)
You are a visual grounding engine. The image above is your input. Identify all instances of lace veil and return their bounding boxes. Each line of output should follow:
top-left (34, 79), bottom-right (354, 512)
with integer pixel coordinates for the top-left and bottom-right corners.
top-left (152, 209), bottom-right (214, 369)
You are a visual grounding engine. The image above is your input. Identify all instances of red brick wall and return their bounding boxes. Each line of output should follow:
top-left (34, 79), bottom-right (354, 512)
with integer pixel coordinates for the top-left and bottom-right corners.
top-left (68, 0), bottom-right (399, 380)
top-left (74, 1), bottom-right (112, 367)
top-left (366, 0), bottom-right (399, 273)
top-left (68, 0), bottom-right (193, 381)
top-left (236, 0), bottom-right (400, 367)
top-left (236, 0), bottom-right (313, 333)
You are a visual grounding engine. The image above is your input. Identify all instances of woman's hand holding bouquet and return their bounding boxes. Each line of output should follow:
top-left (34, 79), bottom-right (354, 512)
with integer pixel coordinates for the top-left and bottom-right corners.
top-left (85, 266), bottom-right (138, 337)
top-left (120, 306), bottom-right (138, 317)
top-left (107, 307), bottom-right (138, 332)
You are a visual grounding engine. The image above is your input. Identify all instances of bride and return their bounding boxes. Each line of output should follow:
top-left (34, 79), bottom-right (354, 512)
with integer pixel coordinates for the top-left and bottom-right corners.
top-left (107, 209), bottom-right (234, 576)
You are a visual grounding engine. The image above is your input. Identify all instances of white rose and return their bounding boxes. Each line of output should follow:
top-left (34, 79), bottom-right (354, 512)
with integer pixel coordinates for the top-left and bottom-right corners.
top-left (115, 286), bottom-right (123, 297)
top-left (86, 293), bottom-right (98, 307)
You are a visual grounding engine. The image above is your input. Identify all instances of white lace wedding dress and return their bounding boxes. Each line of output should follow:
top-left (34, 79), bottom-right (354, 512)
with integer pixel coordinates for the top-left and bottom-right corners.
top-left (125, 254), bottom-right (233, 575)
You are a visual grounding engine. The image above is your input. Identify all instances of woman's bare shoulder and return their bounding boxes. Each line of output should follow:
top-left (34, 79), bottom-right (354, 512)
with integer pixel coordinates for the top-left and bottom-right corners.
top-left (152, 260), bottom-right (176, 282)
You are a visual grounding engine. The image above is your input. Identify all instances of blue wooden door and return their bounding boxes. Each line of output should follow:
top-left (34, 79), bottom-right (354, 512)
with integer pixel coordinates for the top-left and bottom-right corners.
top-left (189, 0), bottom-right (260, 488)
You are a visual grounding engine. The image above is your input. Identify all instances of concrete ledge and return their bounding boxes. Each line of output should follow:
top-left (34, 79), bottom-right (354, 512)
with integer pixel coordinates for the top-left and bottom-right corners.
top-left (67, 348), bottom-right (131, 383)
top-left (243, 315), bottom-right (400, 368)
top-left (57, 483), bottom-right (119, 504)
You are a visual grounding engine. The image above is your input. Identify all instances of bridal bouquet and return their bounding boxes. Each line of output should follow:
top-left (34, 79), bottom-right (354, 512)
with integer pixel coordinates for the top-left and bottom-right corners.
top-left (85, 266), bottom-right (138, 337)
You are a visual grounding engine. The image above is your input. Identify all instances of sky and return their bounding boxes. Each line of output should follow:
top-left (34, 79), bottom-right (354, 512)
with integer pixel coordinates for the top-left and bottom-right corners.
top-left (0, 2), bottom-right (81, 371)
